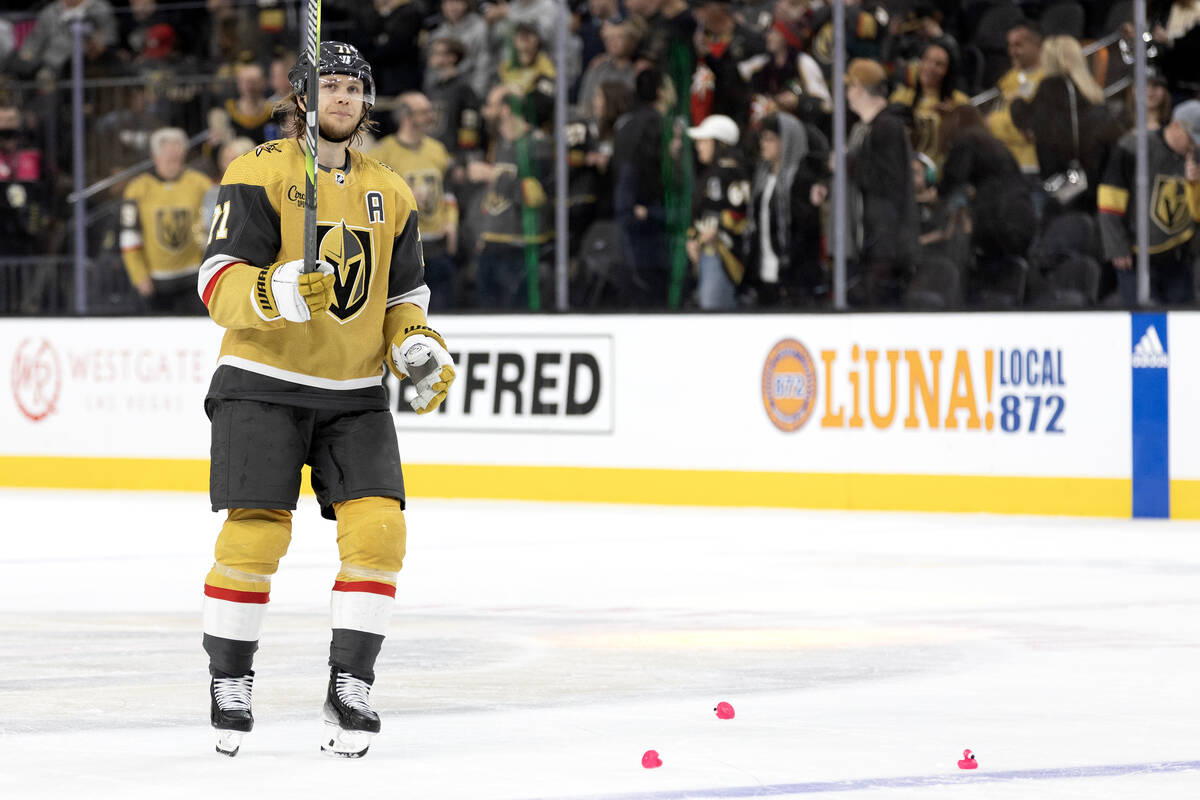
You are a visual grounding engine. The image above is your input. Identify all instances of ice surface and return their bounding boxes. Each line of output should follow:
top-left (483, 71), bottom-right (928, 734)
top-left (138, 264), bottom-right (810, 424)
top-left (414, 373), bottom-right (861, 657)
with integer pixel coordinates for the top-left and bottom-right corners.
top-left (2, 489), bottom-right (1199, 799)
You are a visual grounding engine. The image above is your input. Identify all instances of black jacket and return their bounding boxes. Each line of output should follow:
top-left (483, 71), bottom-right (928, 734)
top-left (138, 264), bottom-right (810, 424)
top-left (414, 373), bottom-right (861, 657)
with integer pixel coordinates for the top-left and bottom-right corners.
top-left (1010, 75), bottom-right (1122, 209)
top-left (940, 128), bottom-right (1035, 258)
top-left (847, 108), bottom-right (918, 265)
top-left (612, 104), bottom-right (666, 215)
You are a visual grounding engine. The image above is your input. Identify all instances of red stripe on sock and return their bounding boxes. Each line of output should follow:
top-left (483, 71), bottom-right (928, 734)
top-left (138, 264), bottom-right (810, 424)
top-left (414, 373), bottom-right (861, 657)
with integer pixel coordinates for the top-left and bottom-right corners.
top-left (332, 580), bottom-right (396, 598)
top-left (204, 584), bottom-right (270, 604)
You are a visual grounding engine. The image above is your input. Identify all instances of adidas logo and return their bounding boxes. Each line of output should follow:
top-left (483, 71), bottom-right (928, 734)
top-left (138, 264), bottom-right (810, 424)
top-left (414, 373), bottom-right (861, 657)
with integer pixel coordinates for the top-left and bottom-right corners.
top-left (1131, 325), bottom-right (1168, 368)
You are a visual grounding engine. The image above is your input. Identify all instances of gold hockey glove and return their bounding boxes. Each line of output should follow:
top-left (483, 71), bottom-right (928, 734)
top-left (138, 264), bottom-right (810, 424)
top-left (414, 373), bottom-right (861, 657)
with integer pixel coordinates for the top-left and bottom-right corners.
top-left (390, 325), bottom-right (456, 414)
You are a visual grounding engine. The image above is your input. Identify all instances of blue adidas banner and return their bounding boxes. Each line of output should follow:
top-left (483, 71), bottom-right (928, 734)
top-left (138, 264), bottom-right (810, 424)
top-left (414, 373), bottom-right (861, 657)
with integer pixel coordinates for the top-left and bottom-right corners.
top-left (1131, 313), bottom-right (1169, 518)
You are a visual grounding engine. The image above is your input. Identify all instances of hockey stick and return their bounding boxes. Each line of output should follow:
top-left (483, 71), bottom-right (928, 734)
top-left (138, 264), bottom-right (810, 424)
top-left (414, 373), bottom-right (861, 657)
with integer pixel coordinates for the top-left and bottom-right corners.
top-left (301, 0), bottom-right (321, 274)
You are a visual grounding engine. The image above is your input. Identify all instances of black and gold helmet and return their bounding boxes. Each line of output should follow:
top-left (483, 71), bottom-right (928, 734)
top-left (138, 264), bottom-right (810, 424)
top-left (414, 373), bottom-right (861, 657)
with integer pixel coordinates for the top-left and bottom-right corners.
top-left (289, 41), bottom-right (376, 107)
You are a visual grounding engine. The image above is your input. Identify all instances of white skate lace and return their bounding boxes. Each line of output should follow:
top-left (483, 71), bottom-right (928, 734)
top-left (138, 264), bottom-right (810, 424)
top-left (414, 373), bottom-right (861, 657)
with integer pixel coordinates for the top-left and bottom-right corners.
top-left (334, 672), bottom-right (373, 712)
top-left (213, 675), bottom-right (253, 711)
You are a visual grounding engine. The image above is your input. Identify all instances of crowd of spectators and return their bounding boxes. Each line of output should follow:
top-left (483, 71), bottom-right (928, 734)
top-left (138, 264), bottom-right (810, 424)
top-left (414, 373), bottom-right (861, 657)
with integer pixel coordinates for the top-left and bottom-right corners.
top-left (3, 0), bottom-right (1200, 314)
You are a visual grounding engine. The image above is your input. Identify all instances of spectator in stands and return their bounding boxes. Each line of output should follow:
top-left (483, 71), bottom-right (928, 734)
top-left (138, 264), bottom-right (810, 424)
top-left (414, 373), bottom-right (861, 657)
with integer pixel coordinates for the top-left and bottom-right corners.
top-left (1115, 63), bottom-right (1173, 133)
top-left (209, 62), bottom-right (277, 150)
top-left (93, 83), bottom-right (166, 171)
top-left (119, 0), bottom-right (167, 58)
top-left (198, 0), bottom-right (258, 70)
top-left (886, 1), bottom-right (961, 85)
top-left (747, 17), bottom-right (831, 135)
top-left (135, 22), bottom-right (179, 68)
top-left (1152, 0), bottom-right (1200, 105)
top-left (577, 0), bottom-right (622, 72)
top-left (612, 67), bottom-right (674, 307)
top-left (691, 0), bottom-right (764, 129)
top-left (485, 0), bottom-right (560, 46)
top-left (344, 0), bottom-right (426, 99)
top-left (1010, 35), bottom-right (1119, 219)
top-left (498, 22), bottom-right (557, 94)
top-left (576, 20), bottom-right (639, 121)
top-left (372, 93), bottom-right (461, 310)
top-left (13, 0), bottom-right (118, 80)
top-left (986, 19), bottom-right (1043, 177)
top-left (830, 57), bottom-right (918, 307)
top-left (120, 127), bottom-right (212, 314)
top-left (485, 0), bottom-right (579, 86)
top-left (806, 0), bottom-right (885, 80)
top-left (198, 135), bottom-right (254, 246)
top-left (0, 103), bottom-right (47, 258)
top-left (939, 104), bottom-right (1036, 305)
top-left (267, 49), bottom-right (296, 103)
top-left (889, 39), bottom-right (970, 165)
top-left (912, 150), bottom-right (956, 263)
top-left (468, 84), bottom-right (556, 308)
top-left (1186, 105), bottom-right (1200, 220)
top-left (628, 0), bottom-right (696, 85)
top-left (750, 111), bottom-right (828, 307)
top-left (585, 80), bottom-right (636, 221)
top-left (0, 19), bottom-right (14, 72)
top-left (684, 114), bottom-right (749, 309)
top-left (425, 38), bottom-right (484, 164)
top-left (430, 0), bottom-right (493, 98)
top-left (1099, 100), bottom-right (1199, 306)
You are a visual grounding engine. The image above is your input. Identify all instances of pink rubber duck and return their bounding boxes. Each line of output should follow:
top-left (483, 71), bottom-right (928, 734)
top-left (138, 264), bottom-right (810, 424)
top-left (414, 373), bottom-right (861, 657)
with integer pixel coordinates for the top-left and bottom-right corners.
top-left (958, 749), bottom-right (978, 769)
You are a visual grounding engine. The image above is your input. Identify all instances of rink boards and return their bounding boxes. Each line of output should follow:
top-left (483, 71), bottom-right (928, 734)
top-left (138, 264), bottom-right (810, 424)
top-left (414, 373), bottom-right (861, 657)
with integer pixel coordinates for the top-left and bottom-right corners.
top-left (1, 311), bottom-right (1197, 518)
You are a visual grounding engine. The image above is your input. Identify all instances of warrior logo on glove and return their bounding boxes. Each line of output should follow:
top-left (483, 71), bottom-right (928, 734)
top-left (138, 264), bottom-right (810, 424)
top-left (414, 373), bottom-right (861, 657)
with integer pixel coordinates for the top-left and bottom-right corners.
top-left (319, 220), bottom-right (375, 323)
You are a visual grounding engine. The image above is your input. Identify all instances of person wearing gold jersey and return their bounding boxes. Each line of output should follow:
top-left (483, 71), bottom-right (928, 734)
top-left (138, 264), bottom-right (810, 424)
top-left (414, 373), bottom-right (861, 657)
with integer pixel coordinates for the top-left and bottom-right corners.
top-left (120, 127), bottom-right (212, 314)
top-left (985, 20), bottom-right (1043, 176)
top-left (889, 41), bottom-right (970, 166)
top-left (371, 92), bottom-right (460, 309)
top-left (195, 42), bottom-right (456, 759)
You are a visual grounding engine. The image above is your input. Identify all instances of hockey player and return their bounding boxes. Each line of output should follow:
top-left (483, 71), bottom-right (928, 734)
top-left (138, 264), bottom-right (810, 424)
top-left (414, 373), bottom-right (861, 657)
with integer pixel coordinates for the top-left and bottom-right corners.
top-left (196, 42), bottom-right (456, 758)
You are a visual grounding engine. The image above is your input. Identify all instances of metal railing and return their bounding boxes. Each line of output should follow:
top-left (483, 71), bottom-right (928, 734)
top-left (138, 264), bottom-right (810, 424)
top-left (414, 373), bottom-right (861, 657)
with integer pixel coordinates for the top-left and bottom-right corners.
top-left (969, 30), bottom-right (1124, 108)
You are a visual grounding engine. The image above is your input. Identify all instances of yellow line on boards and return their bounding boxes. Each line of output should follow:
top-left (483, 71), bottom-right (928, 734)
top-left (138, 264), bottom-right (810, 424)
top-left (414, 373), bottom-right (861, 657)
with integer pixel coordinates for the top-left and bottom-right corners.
top-left (0, 456), bottom-right (1131, 517)
top-left (1170, 480), bottom-right (1200, 519)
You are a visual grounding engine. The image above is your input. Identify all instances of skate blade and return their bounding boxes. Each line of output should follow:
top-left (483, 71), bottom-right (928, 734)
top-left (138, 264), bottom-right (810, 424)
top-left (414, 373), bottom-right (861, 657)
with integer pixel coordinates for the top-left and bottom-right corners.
top-left (320, 720), bottom-right (374, 758)
top-left (215, 730), bottom-right (244, 757)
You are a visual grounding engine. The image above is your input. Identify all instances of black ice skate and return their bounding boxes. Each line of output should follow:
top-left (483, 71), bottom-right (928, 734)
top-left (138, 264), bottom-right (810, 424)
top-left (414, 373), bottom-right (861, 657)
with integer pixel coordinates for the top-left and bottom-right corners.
top-left (210, 672), bottom-right (254, 756)
top-left (321, 668), bottom-right (380, 758)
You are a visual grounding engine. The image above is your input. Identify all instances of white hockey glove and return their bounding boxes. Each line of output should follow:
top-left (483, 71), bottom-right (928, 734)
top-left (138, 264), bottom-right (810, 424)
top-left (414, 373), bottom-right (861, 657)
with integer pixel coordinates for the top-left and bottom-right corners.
top-left (390, 326), bottom-right (456, 414)
top-left (254, 259), bottom-right (336, 323)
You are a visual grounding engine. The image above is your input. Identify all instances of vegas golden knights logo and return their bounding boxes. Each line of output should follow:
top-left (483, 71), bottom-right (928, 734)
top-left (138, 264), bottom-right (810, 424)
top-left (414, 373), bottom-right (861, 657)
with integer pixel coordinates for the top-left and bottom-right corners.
top-left (156, 208), bottom-right (191, 252)
top-left (405, 169), bottom-right (443, 218)
top-left (1152, 175), bottom-right (1189, 235)
top-left (319, 219), bottom-right (375, 323)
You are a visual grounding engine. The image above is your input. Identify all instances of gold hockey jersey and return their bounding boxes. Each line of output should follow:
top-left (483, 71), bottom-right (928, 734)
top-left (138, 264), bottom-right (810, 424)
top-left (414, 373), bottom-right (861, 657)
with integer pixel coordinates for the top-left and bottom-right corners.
top-left (198, 138), bottom-right (429, 410)
top-left (370, 136), bottom-right (458, 242)
top-left (121, 168), bottom-right (213, 285)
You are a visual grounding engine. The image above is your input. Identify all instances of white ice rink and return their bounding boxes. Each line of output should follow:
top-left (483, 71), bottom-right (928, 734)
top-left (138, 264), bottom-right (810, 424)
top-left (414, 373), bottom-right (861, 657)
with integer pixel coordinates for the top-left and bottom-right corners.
top-left (2, 489), bottom-right (1199, 799)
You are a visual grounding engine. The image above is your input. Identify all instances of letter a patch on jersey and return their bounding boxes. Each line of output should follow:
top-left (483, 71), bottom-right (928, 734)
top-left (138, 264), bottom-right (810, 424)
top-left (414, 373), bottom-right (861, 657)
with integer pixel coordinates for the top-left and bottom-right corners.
top-left (319, 220), bottom-right (376, 323)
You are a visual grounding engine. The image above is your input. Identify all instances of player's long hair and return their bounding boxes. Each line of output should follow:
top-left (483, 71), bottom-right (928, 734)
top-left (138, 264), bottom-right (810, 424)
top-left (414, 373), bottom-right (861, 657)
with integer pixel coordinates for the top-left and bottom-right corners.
top-left (275, 92), bottom-right (377, 147)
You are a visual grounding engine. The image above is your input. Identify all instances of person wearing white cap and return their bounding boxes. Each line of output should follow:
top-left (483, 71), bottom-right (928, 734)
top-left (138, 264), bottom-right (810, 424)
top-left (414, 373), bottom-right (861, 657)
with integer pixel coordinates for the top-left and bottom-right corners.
top-left (684, 114), bottom-right (749, 310)
top-left (1099, 95), bottom-right (1200, 303)
top-left (1098, 97), bottom-right (1200, 306)
top-left (1183, 100), bottom-right (1200, 224)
